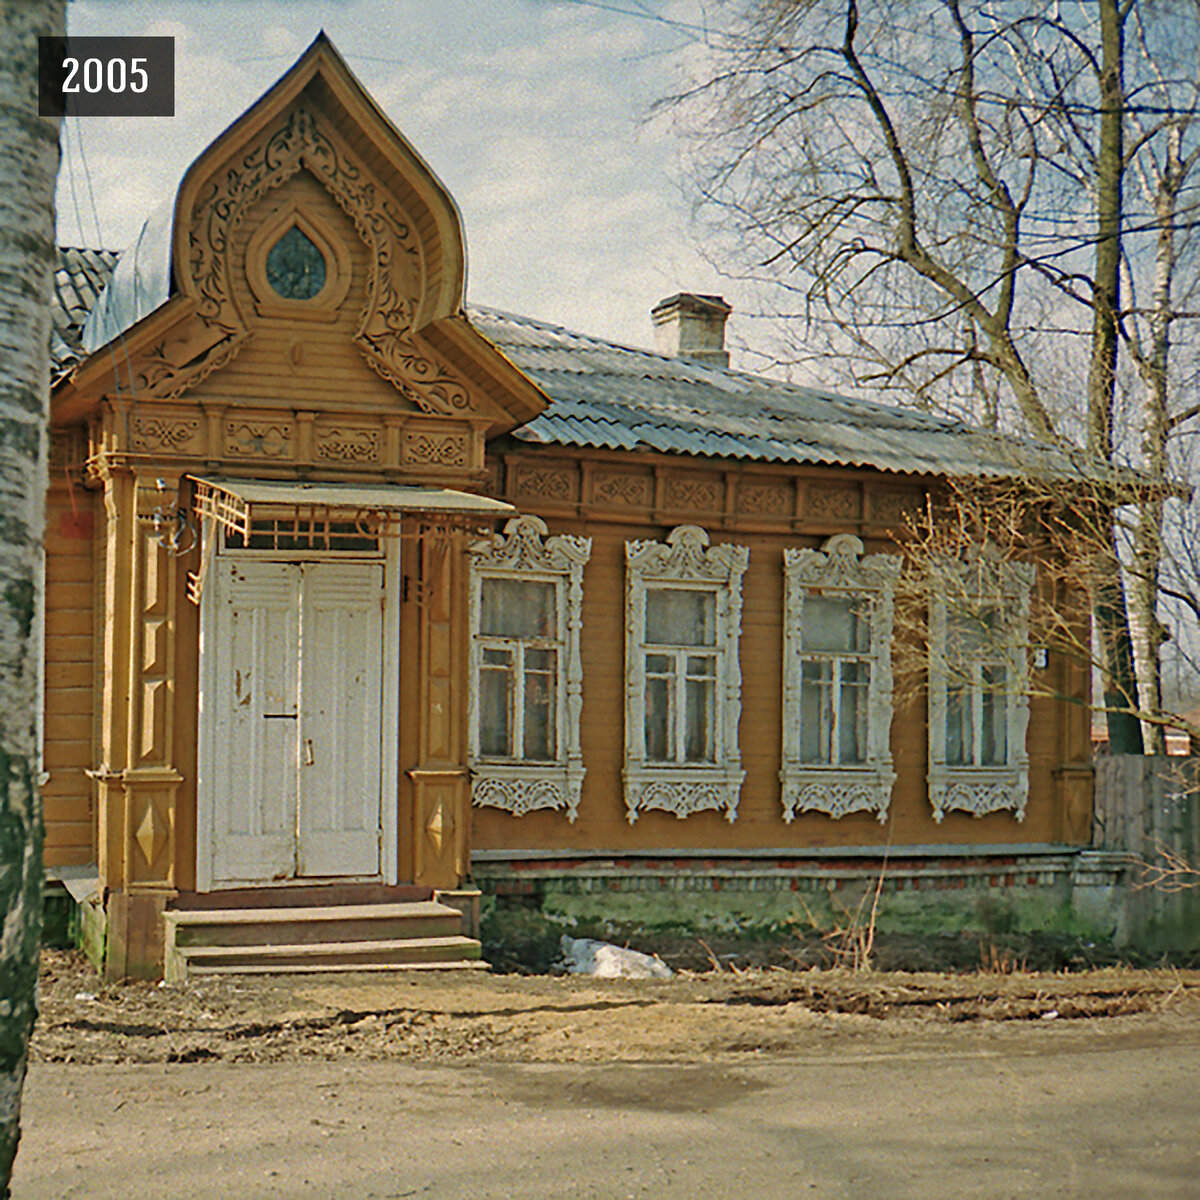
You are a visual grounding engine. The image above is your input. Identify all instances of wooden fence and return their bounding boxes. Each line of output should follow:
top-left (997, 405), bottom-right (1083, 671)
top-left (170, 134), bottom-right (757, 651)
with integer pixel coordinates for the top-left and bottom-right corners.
top-left (1093, 756), bottom-right (1200, 948)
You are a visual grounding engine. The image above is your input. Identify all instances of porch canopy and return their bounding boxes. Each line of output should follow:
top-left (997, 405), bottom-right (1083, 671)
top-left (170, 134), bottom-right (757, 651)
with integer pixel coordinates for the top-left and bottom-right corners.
top-left (187, 477), bottom-right (513, 602)
top-left (191, 475), bottom-right (513, 542)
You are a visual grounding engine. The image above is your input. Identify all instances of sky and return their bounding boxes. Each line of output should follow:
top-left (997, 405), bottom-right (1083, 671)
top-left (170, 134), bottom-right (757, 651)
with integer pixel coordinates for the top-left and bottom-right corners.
top-left (58, 0), bottom-right (751, 360)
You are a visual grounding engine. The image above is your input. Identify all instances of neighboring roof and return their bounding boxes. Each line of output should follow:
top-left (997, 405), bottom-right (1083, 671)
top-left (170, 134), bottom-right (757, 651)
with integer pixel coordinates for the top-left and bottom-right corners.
top-left (50, 246), bottom-right (1113, 485)
top-left (52, 247), bottom-right (120, 372)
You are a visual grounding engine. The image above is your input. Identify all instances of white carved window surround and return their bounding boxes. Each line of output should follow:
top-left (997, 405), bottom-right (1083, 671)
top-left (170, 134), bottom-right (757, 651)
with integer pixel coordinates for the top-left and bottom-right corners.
top-left (928, 550), bottom-right (1036, 822)
top-left (624, 525), bottom-right (749, 824)
top-left (781, 535), bottom-right (901, 824)
top-left (468, 516), bottom-right (592, 821)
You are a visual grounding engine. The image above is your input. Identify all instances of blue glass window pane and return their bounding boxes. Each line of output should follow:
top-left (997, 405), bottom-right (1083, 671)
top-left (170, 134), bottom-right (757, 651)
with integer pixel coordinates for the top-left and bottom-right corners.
top-left (265, 225), bottom-right (326, 300)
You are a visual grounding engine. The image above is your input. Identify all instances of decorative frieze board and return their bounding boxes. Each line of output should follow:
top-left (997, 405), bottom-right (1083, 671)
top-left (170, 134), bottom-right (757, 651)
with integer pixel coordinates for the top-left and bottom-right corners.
top-left (468, 515), bottom-right (593, 821)
top-left (804, 483), bottom-right (861, 521)
top-left (624, 526), bottom-right (749, 824)
top-left (498, 452), bottom-right (924, 532)
top-left (313, 422), bottom-right (381, 463)
top-left (95, 402), bottom-right (484, 474)
top-left (927, 548), bottom-right (1036, 823)
top-left (781, 534), bottom-right (902, 824)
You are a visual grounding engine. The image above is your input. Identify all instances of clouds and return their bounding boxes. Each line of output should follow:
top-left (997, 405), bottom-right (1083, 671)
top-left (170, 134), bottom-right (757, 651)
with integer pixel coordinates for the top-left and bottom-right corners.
top-left (58, 0), bottom-right (739, 353)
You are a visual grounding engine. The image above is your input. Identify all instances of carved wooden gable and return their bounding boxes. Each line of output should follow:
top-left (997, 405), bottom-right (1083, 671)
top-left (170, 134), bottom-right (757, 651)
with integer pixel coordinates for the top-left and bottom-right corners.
top-left (62, 37), bottom-right (545, 447)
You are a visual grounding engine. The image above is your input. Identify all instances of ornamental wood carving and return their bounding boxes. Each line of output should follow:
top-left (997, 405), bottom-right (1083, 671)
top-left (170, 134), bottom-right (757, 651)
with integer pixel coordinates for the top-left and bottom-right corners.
top-left (737, 482), bottom-right (792, 516)
top-left (593, 471), bottom-right (652, 507)
top-left (665, 476), bottom-right (721, 511)
top-left (927, 550), bottom-right (1036, 823)
top-left (224, 420), bottom-right (294, 458)
top-left (142, 105), bottom-right (478, 413)
top-left (624, 526), bottom-right (748, 824)
top-left (870, 490), bottom-right (922, 527)
top-left (516, 466), bottom-right (576, 502)
top-left (468, 515), bottom-right (593, 821)
top-left (806, 485), bottom-right (859, 520)
top-left (403, 430), bottom-right (468, 468)
top-left (780, 535), bottom-right (900, 823)
top-left (131, 416), bottom-right (201, 455)
top-left (314, 426), bottom-right (381, 463)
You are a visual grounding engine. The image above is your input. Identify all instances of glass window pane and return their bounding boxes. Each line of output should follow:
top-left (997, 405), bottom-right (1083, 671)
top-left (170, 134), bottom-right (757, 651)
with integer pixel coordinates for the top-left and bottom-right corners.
top-left (800, 660), bottom-right (833, 764)
top-left (524, 665), bottom-right (556, 761)
top-left (947, 609), bottom-right (1000, 661)
top-left (685, 676), bottom-right (715, 762)
top-left (646, 653), bottom-right (672, 675)
top-left (946, 684), bottom-right (972, 766)
top-left (480, 578), bottom-right (556, 639)
top-left (645, 675), bottom-right (672, 761)
top-left (802, 595), bottom-right (870, 654)
top-left (980, 664), bottom-right (1008, 765)
top-left (525, 648), bottom-right (555, 672)
top-left (480, 664), bottom-right (512, 757)
top-left (646, 588), bottom-right (716, 646)
top-left (266, 225), bottom-right (327, 300)
top-left (839, 661), bottom-right (870, 764)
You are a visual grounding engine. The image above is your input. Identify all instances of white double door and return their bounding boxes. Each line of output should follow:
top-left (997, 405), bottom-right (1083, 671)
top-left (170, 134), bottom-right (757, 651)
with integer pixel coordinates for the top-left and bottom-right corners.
top-left (202, 557), bottom-right (385, 885)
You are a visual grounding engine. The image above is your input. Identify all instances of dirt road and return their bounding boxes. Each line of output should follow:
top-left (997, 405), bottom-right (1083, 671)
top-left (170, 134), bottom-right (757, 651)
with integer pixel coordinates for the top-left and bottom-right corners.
top-left (17, 1029), bottom-right (1200, 1199)
top-left (13, 953), bottom-right (1200, 1198)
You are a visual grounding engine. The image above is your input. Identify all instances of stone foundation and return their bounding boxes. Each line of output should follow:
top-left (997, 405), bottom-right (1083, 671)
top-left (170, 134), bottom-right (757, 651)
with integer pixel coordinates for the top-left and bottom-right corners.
top-left (473, 845), bottom-right (1130, 940)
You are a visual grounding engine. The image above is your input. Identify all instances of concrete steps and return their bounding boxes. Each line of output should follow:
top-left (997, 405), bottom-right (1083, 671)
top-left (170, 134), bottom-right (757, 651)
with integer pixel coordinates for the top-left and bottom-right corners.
top-left (163, 899), bottom-right (483, 981)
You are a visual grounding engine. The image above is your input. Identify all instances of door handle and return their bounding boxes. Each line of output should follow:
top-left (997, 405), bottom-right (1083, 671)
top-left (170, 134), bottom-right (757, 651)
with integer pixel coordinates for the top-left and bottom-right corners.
top-left (304, 738), bottom-right (315, 766)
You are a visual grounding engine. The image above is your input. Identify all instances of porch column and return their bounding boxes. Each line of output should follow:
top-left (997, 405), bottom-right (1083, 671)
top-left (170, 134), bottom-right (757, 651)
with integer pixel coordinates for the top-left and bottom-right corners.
top-left (407, 524), bottom-right (470, 888)
top-left (95, 466), bottom-right (183, 978)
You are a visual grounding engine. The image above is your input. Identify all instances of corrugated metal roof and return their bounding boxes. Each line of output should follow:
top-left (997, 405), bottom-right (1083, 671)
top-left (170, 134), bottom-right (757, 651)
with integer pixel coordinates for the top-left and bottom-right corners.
top-left (50, 246), bottom-right (1115, 484)
top-left (466, 306), bottom-right (1109, 483)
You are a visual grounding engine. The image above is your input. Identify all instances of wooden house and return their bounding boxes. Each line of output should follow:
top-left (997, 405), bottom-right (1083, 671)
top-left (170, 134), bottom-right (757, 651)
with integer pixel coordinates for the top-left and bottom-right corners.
top-left (46, 37), bottom-right (1098, 979)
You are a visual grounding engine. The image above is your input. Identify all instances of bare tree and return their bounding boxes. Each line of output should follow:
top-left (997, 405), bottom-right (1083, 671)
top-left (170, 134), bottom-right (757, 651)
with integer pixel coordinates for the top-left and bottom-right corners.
top-left (673, 0), bottom-right (1200, 751)
top-left (0, 2), bottom-right (64, 1193)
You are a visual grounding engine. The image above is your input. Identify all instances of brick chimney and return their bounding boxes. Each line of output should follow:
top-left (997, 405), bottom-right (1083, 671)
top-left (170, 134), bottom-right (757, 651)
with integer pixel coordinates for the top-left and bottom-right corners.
top-left (651, 293), bottom-right (732, 367)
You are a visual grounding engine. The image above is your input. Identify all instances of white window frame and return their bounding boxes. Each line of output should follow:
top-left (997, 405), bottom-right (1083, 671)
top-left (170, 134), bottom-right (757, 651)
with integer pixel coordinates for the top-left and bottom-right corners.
top-left (624, 525), bottom-right (748, 824)
top-left (781, 535), bottom-right (900, 824)
top-left (468, 515), bottom-right (592, 821)
top-left (928, 550), bottom-right (1035, 822)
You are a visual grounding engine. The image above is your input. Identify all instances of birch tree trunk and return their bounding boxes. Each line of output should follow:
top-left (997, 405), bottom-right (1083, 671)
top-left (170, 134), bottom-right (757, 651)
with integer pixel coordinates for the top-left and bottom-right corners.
top-left (0, 2), bottom-right (63, 1194)
top-left (1089, 0), bottom-right (1144, 754)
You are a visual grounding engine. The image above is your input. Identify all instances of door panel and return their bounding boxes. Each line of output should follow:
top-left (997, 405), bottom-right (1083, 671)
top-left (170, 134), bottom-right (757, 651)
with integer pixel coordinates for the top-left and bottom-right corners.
top-left (208, 559), bottom-right (300, 883)
top-left (204, 557), bottom-right (385, 885)
top-left (298, 562), bottom-right (384, 877)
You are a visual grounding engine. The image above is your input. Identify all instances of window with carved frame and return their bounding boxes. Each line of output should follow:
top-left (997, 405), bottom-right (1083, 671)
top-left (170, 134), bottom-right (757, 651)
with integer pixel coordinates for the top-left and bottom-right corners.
top-left (927, 551), bottom-right (1035, 822)
top-left (624, 525), bottom-right (748, 824)
top-left (781, 535), bottom-right (900, 823)
top-left (468, 516), bottom-right (591, 821)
